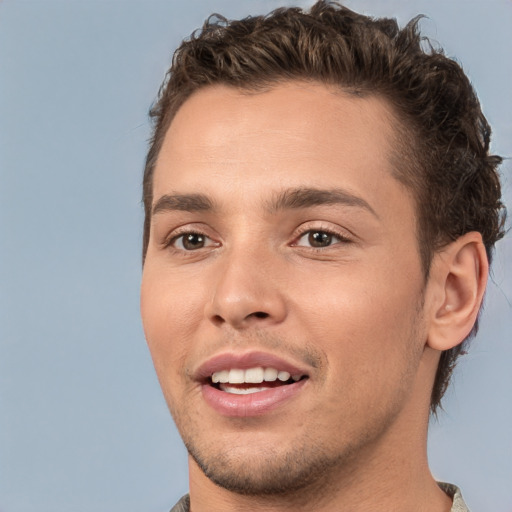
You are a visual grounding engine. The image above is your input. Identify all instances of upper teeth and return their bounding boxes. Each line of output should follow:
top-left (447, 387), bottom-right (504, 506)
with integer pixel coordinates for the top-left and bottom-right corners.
top-left (211, 367), bottom-right (301, 384)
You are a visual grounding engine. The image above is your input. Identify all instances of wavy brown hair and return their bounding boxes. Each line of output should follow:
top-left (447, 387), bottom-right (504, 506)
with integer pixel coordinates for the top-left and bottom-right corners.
top-left (142, 1), bottom-right (506, 412)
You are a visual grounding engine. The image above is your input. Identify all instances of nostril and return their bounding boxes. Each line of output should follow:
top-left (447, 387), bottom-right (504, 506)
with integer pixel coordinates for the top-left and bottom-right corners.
top-left (209, 311), bottom-right (270, 327)
top-left (211, 314), bottom-right (225, 326)
top-left (252, 311), bottom-right (269, 319)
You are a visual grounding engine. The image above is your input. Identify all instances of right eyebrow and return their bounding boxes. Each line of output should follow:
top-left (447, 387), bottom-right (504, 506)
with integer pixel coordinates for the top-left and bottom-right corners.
top-left (152, 193), bottom-right (215, 215)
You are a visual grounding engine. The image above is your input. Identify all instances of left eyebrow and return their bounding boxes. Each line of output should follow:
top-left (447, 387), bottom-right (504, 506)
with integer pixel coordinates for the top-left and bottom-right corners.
top-left (267, 187), bottom-right (379, 218)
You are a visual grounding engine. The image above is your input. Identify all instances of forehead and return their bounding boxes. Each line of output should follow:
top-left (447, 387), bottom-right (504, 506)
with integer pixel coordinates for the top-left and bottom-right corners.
top-left (153, 82), bottom-right (410, 216)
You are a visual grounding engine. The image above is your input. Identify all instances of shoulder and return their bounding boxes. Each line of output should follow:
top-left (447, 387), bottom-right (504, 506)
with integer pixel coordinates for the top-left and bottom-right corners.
top-left (438, 482), bottom-right (471, 512)
top-left (169, 494), bottom-right (190, 512)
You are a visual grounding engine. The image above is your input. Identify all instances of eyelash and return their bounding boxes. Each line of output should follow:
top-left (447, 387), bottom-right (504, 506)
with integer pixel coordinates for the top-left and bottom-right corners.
top-left (163, 225), bottom-right (353, 254)
top-left (292, 226), bottom-right (353, 249)
top-left (164, 229), bottom-right (217, 252)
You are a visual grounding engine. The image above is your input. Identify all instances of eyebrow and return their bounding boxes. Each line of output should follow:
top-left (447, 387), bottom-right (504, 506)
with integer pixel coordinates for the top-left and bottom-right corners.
top-left (151, 187), bottom-right (378, 218)
top-left (268, 187), bottom-right (378, 218)
top-left (152, 193), bottom-right (215, 215)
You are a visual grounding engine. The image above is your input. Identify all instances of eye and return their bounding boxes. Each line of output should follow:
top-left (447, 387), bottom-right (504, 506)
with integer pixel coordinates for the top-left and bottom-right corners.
top-left (172, 232), bottom-right (214, 251)
top-left (294, 229), bottom-right (348, 248)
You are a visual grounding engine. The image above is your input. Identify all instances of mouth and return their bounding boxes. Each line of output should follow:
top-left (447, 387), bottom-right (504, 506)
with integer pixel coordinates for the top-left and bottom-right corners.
top-left (209, 366), bottom-right (308, 395)
top-left (196, 352), bottom-right (310, 417)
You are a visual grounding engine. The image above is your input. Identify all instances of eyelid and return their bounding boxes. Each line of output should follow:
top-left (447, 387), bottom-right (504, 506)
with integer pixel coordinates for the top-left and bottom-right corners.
top-left (291, 223), bottom-right (354, 247)
top-left (172, 232), bottom-right (216, 250)
top-left (162, 224), bottom-right (220, 251)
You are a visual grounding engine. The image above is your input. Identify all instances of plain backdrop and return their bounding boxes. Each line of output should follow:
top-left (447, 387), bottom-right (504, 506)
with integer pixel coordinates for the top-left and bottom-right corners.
top-left (0, 1), bottom-right (511, 511)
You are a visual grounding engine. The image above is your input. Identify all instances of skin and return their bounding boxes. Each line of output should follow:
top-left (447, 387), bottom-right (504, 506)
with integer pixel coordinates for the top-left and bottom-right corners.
top-left (141, 82), bottom-right (486, 511)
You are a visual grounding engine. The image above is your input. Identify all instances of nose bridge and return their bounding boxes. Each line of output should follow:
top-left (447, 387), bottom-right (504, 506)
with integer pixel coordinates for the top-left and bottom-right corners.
top-left (206, 241), bottom-right (287, 329)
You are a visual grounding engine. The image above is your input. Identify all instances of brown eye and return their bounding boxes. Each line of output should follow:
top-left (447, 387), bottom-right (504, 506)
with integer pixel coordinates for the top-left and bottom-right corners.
top-left (174, 232), bottom-right (210, 250)
top-left (308, 231), bottom-right (333, 247)
top-left (294, 229), bottom-right (349, 249)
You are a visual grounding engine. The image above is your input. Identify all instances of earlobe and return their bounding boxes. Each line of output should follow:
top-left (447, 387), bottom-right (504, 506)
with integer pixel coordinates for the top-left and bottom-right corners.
top-left (427, 232), bottom-right (488, 352)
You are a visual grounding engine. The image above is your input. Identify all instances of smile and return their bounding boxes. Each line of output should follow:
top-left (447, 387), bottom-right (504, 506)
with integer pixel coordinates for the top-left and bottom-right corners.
top-left (211, 367), bottom-right (304, 394)
top-left (197, 353), bottom-right (310, 416)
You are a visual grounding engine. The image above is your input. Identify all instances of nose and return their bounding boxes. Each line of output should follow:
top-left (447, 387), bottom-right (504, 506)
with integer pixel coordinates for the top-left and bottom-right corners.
top-left (205, 248), bottom-right (288, 330)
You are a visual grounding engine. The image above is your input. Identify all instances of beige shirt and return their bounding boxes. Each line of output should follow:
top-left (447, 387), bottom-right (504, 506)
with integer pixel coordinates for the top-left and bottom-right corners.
top-left (170, 483), bottom-right (470, 511)
top-left (438, 482), bottom-right (470, 512)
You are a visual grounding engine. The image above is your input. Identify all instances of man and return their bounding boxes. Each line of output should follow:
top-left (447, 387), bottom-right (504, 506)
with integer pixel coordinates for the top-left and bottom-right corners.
top-left (140, 1), bottom-right (505, 510)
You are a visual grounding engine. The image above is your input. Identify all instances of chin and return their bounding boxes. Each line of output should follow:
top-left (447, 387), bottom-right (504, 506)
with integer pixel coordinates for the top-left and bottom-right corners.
top-left (186, 435), bottom-right (345, 496)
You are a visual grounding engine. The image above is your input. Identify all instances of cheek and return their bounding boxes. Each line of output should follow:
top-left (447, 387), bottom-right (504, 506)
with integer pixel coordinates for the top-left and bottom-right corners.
top-left (140, 267), bottom-right (206, 379)
top-left (292, 261), bottom-right (424, 381)
top-left (297, 274), bottom-right (424, 431)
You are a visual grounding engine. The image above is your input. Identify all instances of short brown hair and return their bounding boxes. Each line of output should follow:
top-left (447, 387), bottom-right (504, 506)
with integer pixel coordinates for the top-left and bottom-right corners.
top-left (142, 1), bottom-right (506, 412)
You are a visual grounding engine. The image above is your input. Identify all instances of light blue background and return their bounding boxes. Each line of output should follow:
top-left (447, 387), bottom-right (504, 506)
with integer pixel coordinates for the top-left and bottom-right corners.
top-left (0, 1), bottom-right (510, 511)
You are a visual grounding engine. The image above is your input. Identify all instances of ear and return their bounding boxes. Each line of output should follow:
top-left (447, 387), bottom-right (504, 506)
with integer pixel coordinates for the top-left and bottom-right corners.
top-left (426, 232), bottom-right (488, 351)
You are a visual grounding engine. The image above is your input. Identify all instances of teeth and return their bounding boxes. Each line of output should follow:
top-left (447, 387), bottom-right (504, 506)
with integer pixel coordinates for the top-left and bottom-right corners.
top-left (263, 367), bottom-right (278, 381)
top-left (245, 367), bottom-right (264, 383)
top-left (219, 385), bottom-right (268, 394)
top-left (211, 367), bottom-right (302, 385)
top-left (228, 369), bottom-right (245, 383)
top-left (212, 370), bottom-right (229, 383)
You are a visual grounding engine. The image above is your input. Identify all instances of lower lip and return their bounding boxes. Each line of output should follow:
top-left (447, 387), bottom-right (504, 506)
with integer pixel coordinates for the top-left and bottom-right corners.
top-left (201, 379), bottom-right (307, 417)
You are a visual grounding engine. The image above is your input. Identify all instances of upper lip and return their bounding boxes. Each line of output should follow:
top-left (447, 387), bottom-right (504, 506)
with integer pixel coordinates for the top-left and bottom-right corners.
top-left (194, 351), bottom-right (310, 382)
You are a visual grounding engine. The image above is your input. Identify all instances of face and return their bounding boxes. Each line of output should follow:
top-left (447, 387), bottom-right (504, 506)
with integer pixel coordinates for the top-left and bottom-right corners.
top-left (141, 82), bottom-right (431, 496)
